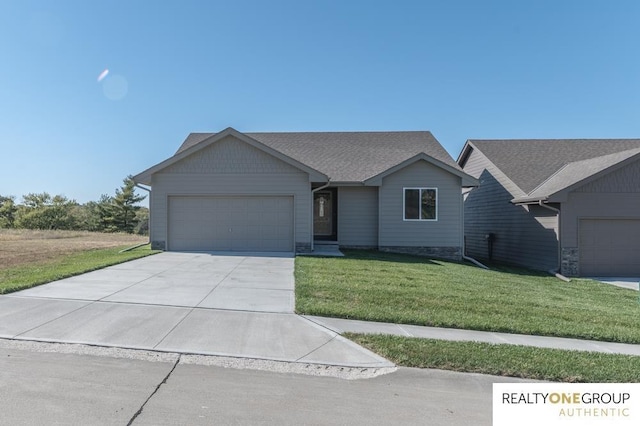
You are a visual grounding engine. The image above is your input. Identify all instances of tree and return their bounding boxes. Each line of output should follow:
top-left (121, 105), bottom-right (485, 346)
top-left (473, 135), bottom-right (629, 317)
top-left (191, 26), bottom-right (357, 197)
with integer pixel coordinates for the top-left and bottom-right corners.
top-left (21, 192), bottom-right (52, 209)
top-left (0, 195), bottom-right (17, 228)
top-left (72, 202), bottom-right (103, 232)
top-left (102, 176), bottom-right (146, 233)
top-left (6, 176), bottom-right (146, 233)
top-left (133, 207), bottom-right (149, 235)
top-left (15, 193), bottom-right (78, 230)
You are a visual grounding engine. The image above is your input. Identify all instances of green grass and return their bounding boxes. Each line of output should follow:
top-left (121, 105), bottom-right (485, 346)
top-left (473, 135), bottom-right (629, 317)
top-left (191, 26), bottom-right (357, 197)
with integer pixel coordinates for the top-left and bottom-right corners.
top-left (348, 333), bottom-right (640, 383)
top-left (0, 245), bottom-right (159, 294)
top-left (295, 250), bottom-right (640, 343)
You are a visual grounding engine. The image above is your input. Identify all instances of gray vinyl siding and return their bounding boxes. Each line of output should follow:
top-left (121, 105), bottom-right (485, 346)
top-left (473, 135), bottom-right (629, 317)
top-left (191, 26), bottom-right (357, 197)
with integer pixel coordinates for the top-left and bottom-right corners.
top-left (378, 161), bottom-right (462, 247)
top-left (149, 136), bottom-right (311, 249)
top-left (563, 193), bottom-right (640, 276)
top-left (578, 219), bottom-right (640, 276)
top-left (162, 135), bottom-right (303, 175)
top-left (560, 159), bottom-right (640, 276)
top-left (337, 187), bottom-right (378, 247)
top-left (462, 148), bottom-right (559, 271)
top-left (561, 159), bottom-right (640, 247)
top-left (573, 158), bottom-right (640, 194)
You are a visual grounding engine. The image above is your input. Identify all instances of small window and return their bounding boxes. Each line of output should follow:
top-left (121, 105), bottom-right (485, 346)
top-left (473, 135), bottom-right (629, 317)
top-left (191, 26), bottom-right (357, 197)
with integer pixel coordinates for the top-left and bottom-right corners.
top-left (404, 188), bottom-right (437, 221)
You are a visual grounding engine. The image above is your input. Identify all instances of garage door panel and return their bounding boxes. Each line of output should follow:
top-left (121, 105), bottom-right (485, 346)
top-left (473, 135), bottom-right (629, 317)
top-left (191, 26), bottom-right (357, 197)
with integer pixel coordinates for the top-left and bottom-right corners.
top-left (261, 226), bottom-right (282, 239)
top-left (247, 211), bottom-right (263, 223)
top-left (168, 196), bottom-right (293, 252)
top-left (579, 219), bottom-right (640, 277)
top-left (231, 227), bottom-right (249, 240)
top-left (230, 239), bottom-right (248, 251)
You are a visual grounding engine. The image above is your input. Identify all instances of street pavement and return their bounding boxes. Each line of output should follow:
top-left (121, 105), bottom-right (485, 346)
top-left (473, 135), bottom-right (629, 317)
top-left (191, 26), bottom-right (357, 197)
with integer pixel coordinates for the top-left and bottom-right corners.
top-left (0, 339), bottom-right (530, 426)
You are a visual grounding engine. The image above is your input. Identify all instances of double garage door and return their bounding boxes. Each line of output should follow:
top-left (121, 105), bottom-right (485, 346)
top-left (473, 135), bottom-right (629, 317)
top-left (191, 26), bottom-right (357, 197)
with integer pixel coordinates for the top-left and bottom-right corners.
top-left (579, 219), bottom-right (640, 276)
top-left (168, 196), bottom-right (293, 252)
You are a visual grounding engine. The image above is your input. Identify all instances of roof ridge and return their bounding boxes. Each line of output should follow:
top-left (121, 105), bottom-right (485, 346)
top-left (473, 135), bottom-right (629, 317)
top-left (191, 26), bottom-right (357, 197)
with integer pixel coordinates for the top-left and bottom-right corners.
top-left (187, 130), bottom-right (433, 135)
top-left (246, 130), bottom-right (433, 135)
top-left (469, 138), bottom-right (640, 142)
top-left (166, 128), bottom-right (470, 183)
top-left (526, 162), bottom-right (571, 196)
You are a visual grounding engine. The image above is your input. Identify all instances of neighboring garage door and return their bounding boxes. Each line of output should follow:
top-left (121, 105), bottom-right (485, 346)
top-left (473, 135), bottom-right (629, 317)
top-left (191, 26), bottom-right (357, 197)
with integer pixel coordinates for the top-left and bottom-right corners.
top-left (168, 196), bottom-right (294, 252)
top-left (579, 219), bottom-right (640, 276)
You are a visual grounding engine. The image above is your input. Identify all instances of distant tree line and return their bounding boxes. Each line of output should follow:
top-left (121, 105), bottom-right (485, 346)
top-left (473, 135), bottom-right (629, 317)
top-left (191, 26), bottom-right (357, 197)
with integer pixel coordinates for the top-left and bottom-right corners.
top-left (0, 176), bottom-right (148, 235)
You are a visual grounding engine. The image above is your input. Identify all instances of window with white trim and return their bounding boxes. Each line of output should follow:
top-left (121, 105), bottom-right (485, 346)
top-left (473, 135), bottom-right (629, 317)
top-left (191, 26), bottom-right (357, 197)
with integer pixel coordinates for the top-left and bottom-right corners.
top-left (404, 188), bottom-right (437, 221)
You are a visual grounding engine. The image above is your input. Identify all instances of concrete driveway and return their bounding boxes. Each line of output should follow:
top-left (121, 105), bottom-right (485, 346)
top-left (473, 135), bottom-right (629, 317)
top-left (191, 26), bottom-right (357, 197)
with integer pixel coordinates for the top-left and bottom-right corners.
top-left (590, 277), bottom-right (640, 291)
top-left (0, 252), bottom-right (392, 369)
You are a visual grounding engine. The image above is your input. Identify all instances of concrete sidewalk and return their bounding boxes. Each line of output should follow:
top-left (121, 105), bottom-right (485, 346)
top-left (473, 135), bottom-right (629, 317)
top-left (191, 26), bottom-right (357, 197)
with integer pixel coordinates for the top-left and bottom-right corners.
top-left (305, 316), bottom-right (640, 356)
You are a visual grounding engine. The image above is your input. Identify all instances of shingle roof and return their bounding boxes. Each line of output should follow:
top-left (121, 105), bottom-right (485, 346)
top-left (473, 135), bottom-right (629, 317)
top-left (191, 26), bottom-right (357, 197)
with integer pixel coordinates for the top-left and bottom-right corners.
top-left (522, 148), bottom-right (640, 202)
top-left (468, 139), bottom-right (640, 196)
top-left (178, 131), bottom-right (463, 182)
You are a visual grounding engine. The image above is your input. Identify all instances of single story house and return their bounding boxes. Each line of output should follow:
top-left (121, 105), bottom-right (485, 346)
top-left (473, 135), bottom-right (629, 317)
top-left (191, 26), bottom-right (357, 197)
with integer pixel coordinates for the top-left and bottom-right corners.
top-left (457, 139), bottom-right (640, 277)
top-left (134, 127), bottom-right (478, 259)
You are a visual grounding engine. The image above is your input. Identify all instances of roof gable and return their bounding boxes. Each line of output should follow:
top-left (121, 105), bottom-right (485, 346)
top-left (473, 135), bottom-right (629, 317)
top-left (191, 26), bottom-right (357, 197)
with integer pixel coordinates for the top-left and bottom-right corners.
top-left (365, 152), bottom-right (479, 187)
top-left (162, 135), bottom-right (305, 175)
top-left (176, 130), bottom-right (465, 183)
top-left (467, 139), bottom-right (640, 202)
top-left (516, 148), bottom-right (640, 202)
top-left (134, 128), bottom-right (328, 184)
top-left (457, 141), bottom-right (527, 198)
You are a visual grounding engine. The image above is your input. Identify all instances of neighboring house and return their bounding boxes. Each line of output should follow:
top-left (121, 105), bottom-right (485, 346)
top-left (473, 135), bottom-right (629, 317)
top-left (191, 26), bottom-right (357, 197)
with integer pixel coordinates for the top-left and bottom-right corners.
top-left (457, 139), bottom-right (640, 277)
top-left (133, 127), bottom-right (478, 260)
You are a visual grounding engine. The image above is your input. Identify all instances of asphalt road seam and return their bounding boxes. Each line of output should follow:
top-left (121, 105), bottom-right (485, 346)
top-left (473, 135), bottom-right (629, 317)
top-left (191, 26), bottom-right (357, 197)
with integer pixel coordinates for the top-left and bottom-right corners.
top-left (127, 354), bottom-right (181, 425)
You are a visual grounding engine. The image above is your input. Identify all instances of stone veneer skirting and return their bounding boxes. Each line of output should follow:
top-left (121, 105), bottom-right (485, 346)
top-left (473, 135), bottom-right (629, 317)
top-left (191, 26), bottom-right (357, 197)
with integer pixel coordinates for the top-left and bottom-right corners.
top-left (151, 240), bottom-right (166, 250)
top-left (561, 247), bottom-right (579, 277)
top-left (379, 246), bottom-right (462, 261)
top-left (295, 243), bottom-right (312, 253)
top-left (154, 241), bottom-right (464, 260)
top-left (339, 245), bottom-right (378, 250)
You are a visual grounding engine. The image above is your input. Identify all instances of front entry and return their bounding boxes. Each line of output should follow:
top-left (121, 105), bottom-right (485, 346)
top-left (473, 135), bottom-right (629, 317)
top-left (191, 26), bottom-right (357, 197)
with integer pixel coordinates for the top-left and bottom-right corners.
top-left (314, 188), bottom-right (337, 241)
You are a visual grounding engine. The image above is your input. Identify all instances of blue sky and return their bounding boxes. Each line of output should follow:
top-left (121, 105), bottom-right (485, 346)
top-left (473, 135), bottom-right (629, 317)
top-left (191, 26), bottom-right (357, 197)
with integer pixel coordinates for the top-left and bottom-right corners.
top-left (2, 0), bottom-right (640, 204)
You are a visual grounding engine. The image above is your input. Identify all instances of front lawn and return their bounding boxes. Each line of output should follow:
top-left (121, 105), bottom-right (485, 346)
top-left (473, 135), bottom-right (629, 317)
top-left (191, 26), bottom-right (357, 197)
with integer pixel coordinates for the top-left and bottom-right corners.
top-left (348, 334), bottom-right (640, 383)
top-left (295, 250), bottom-right (640, 343)
top-left (0, 245), bottom-right (158, 294)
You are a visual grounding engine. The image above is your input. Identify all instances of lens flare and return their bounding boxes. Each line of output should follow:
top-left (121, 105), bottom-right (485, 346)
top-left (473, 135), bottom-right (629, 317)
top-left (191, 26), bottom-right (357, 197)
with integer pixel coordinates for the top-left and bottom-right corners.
top-left (103, 74), bottom-right (128, 100)
top-left (97, 68), bottom-right (109, 82)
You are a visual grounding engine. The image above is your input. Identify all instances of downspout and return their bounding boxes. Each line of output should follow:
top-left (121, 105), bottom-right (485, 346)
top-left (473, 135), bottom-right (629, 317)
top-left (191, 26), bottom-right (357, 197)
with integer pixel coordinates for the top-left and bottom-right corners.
top-left (461, 188), bottom-right (489, 270)
top-left (537, 200), bottom-right (570, 282)
top-left (135, 183), bottom-right (151, 194)
top-left (135, 184), bottom-right (152, 245)
top-left (310, 181), bottom-right (331, 252)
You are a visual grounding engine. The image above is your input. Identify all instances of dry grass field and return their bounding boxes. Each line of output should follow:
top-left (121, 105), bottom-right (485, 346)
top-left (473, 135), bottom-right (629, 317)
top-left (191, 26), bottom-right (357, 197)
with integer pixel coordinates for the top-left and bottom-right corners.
top-left (0, 229), bottom-right (148, 269)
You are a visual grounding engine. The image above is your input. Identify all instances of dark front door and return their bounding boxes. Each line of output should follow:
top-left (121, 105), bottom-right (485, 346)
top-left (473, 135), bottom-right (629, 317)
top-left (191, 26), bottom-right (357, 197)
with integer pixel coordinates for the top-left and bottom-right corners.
top-left (313, 188), bottom-right (337, 241)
